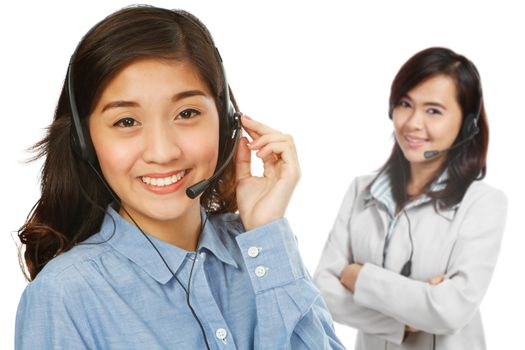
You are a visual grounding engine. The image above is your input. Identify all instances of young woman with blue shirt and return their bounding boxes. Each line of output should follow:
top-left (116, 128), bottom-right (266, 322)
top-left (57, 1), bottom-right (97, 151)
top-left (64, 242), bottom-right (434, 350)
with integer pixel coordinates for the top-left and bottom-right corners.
top-left (314, 47), bottom-right (507, 350)
top-left (15, 6), bottom-right (344, 349)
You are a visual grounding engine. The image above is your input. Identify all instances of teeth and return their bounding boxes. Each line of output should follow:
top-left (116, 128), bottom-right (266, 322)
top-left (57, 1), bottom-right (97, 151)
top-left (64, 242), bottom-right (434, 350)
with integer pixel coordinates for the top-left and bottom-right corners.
top-left (141, 170), bottom-right (186, 187)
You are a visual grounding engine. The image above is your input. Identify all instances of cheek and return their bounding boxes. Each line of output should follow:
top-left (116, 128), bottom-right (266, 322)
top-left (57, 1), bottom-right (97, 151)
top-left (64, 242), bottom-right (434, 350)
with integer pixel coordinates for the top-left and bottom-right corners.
top-left (392, 113), bottom-right (406, 138)
top-left (91, 131), bottom-right (140, 186)
top-left (182, 122), bottom-right (220, 168)
top-left (428, 118), bottom-right (462, 143)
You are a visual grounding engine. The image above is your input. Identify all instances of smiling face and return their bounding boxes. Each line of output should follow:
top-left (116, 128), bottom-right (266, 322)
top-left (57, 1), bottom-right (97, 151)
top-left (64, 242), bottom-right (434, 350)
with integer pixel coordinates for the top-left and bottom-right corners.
top-left (392, 74), bottom-right (463, 166)
top-left (89, 58), bottom-right (219, 233)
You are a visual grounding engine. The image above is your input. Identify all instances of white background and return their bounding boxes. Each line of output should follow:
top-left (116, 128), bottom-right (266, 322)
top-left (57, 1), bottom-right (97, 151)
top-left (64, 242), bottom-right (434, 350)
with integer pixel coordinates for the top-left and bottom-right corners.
top-left (1, 0), bottom-right (523, 348)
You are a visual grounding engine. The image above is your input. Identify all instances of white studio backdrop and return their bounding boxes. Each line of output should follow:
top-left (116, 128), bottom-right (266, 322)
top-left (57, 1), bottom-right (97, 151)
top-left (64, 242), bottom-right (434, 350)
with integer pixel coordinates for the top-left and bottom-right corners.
top-left (1, 0), bottom-right (523, 348)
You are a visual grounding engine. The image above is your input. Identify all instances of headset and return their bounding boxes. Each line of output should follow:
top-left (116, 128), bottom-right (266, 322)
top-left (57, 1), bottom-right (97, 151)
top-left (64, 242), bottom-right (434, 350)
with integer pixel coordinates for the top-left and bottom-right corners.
top-left (67, 9), bottom-right (243, 350)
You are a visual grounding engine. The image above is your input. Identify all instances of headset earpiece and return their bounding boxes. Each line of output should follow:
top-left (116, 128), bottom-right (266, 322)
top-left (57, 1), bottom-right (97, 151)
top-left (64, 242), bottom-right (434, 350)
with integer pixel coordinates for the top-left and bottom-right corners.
top-left (67, 63), bottom-right (97, 165)
top-left (462, 113), bottom-right (480, 140)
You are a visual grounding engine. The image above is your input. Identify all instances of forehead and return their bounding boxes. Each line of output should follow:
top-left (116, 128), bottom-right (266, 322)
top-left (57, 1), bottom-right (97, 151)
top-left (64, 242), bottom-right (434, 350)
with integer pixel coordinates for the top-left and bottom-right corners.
top-left (407, 74), bottom-right (457, 102)
top-left (98, 58), bottom-right (212, 101)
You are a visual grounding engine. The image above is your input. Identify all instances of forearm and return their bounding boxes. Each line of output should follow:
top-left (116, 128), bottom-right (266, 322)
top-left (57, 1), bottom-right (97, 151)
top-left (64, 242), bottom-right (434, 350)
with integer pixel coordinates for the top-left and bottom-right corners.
top-left (237, 218), bottom-right (345, 349)
top-left (354, 263), bottom-right (477, 334)
top-left (315, 267), bottom-right (406, 344)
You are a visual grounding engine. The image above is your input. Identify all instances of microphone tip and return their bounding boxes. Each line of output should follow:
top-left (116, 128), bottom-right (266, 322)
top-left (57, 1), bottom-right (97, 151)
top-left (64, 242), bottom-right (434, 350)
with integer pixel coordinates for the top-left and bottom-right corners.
top-left (186, 179), bottom-right (210, 199)
top-left (424, 150), bottom-right (439, 159)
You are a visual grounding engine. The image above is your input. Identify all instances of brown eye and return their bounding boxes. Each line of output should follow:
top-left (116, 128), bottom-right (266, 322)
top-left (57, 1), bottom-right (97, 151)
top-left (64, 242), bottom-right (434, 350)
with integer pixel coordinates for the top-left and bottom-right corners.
top-left (176, 108), bottom-right (200, 120)
top-left (114, 117), bottom-right (138, 127)
top-left (397, 100), bottom-right (411, 108)
top-left (427, 108), bottom-right (442, 116)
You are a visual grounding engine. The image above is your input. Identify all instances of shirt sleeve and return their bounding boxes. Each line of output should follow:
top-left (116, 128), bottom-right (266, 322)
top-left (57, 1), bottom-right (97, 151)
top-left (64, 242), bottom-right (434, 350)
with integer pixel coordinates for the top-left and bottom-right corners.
top-left (353, 188), bottom-right (508, 335)
top-left (313, 178), bottom-right (406, 345)
top-left (236, 218), bottom-right (346, 350)
top-left (15, 273), bottom-right (92, 350)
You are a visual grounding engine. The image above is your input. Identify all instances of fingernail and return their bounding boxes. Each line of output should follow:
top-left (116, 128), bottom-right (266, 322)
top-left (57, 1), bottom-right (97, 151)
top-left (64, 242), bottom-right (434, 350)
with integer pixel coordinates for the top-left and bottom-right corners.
top-left (242, 115), bottom-right (252, 120)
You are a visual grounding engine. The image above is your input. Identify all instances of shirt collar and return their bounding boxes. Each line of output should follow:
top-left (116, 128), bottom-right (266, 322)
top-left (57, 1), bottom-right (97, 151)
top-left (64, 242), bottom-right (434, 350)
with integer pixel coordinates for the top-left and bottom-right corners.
top-left (99, 206), bottom-right (237, 285)
top-left (198, 209), bottom-right (238, 269)
top-left (365, 169), bottom-right (456, 217)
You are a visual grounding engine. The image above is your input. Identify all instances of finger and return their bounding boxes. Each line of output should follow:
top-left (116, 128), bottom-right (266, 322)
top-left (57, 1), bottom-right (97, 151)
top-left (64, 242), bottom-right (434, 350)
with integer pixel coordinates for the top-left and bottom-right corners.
top-left (427, 275), bottom-right (445, 285)
top-left (255, 142), bottom-right (301, 182)
top-left (242, 126), bottom-right (262, 143)
top-left (241, 115), bottom-right (280, 136)
top-left (256, 141), bottom-right (298, 164)
top-left (248, 133), bottom-right (293, 150)
top-left (235, 137), bottom-right (252, 181)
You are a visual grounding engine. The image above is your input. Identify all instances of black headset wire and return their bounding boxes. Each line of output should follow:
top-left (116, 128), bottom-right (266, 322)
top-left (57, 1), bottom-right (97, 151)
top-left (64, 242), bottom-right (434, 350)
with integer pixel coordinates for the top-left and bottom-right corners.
top-left (87, 162), bottom-right (212, 350)
top-left (389, 145), bottom-right (414, 278)
top-left (395, 147), bottom-right (438, 349)
top-left (401, 210), bottom-right (414, 277)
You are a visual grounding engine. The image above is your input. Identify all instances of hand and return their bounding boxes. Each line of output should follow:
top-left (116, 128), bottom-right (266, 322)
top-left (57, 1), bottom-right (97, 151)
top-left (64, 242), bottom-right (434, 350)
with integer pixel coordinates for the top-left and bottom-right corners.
top-left (235, 115), bottom-right (300, 231)
top-left (427, 274), bottom-right (445, 285)
top-left (339, 263), bottom-right (363, 293)
top-left (405, 325), bottom-right (419, 334)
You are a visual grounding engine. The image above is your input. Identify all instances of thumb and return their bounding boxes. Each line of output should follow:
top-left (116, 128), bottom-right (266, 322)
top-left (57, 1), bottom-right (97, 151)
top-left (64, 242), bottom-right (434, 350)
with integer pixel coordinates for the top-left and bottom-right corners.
top-left (235, 137), bottom-right (251, 181)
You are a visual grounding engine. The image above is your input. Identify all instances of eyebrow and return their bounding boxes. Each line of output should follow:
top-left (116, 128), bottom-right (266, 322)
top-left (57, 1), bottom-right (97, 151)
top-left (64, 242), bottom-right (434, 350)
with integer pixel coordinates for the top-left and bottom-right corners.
top-left (402, 94), bottom-right (447, 110)
top-left (100, 90), bottom-right (208, 113)
top-left (423, 102), bottom-right (447, 110)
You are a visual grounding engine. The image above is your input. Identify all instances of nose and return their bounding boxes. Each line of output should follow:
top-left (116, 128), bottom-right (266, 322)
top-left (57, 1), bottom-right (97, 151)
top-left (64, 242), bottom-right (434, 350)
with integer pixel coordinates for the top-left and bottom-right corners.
top-left (404, 107), bottom-right (425, 131)
top-left (142, 123), bottom-right (182, 164)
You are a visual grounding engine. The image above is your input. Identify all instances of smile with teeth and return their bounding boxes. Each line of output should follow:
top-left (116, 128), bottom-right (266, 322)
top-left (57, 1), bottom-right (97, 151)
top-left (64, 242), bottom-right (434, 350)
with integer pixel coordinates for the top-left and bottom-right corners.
top-left (141, 170), bottom-right (186, 187)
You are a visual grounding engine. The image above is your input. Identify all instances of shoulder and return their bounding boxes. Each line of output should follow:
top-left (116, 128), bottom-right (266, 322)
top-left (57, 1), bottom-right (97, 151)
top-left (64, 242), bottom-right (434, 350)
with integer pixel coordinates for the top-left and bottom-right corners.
top-left (450, 180), bottom-right (508, 229)
top-left (461, 180), bottom-right (507, 209)
top-left (25, 234), bottom-right (113, 296)
top-left (340, 172), bottom-right (378, 205)
top-left (351, 173), bottom-right (378, 192)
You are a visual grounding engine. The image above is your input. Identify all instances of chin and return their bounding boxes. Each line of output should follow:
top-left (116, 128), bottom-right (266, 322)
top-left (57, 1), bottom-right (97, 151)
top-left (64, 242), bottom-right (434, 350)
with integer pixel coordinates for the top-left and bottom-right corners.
top-left (121, 194), bottom-right (197, 222)
top-left (152, 199), bottom-right (197, 220)
top-left (399, 147), bottom-right (424, 163)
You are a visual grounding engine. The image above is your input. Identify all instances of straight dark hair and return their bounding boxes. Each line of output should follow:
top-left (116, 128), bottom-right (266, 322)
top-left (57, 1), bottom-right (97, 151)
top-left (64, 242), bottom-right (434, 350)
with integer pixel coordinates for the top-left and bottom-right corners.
top-left (18, 6), bottom-right (239, 280)
top-left (381, 47), bottom-right (488, 209)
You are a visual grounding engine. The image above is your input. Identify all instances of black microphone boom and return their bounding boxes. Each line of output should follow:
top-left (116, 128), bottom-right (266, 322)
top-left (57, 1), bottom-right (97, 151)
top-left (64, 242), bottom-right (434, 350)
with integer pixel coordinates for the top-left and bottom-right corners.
top-left (186, 112), bottom-right (242, 199)
top-left (423, 132), bottom-right (477, 159)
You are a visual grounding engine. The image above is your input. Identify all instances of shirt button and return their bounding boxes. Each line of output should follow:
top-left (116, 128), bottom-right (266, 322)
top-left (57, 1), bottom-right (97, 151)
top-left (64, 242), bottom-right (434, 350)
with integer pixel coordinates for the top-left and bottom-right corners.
top-left (248, 246), bottom-right (259, 258)
top-left (215, 328), bottom-right (228, 340)
top-left (255, 265), bottom-right (267, 277)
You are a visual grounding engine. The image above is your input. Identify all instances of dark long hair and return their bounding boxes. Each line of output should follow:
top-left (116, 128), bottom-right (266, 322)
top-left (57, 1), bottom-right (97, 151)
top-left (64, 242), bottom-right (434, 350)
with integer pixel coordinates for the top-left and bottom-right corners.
top-left (382, 47), bottom-right (488, 209)
top-left (18, 6), bottom-right (240, 280)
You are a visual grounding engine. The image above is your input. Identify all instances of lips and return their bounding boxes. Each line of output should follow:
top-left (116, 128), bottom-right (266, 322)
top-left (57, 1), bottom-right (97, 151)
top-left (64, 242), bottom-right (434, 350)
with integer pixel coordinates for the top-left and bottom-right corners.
top-left (138, 169), bottom-right (190, 194)
top-left (404, 135), bottom-right (428, 148)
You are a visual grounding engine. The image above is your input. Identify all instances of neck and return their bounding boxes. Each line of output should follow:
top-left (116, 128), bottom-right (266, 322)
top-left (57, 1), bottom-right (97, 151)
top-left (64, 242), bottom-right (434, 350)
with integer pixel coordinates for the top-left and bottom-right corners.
top-left (119, 204), bottom-right (202, 251)
top-left (408, 158), bottom-right (444, 197)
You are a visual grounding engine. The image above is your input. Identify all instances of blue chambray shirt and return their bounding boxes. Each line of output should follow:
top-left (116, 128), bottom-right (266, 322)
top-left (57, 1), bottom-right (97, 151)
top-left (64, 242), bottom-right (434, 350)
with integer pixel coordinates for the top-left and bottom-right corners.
top-left (16, 206), bottom-right (344, 350)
